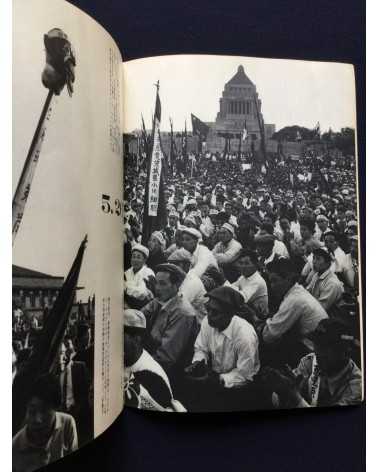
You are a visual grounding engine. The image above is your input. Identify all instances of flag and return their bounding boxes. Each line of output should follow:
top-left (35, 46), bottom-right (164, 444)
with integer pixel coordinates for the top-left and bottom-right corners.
top-left (253, 95), bottom-right (268, 170)
top-left (142, 83), bottom-right (167, 244)
top-left (191, 113), bottom-right (210, 140)
top-left (169, 117), bottom-right (175, 172)
top-left (314, 121), bottom-right (321, 138)
top-left (182, 120), bottom-right (188, 158)
top-left (141, 114), bottom-right (149, 154)
top-left (242, 120), bottom-right (248, 141)
top-left (13, 236), bottom-right (87, 432)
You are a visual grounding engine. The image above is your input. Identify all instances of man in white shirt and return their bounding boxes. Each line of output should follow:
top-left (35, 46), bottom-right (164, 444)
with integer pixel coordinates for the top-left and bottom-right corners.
top-left (168, 247), bottom-right (207, 322)
top-left (263, 318), bottom-right (362, 408)
top-left (261, 257), bottom-right (328, 367)
top-left (255, 234), bottom-right (288, 270)
top-left (314, 214), bottom-right (330, 241)
top-left (124, 309), bottom-right (186, 412)
top-left (199, 202), bottom-right (215, 239)
top-left (13, 374), bottom-right (78, 472)
top-left (324, 231), bottom-right (348, 276)
top-left (223, 201), bottom-right (238, 226)
top-left (181, 226), bottom-right (218, 277)
top-left (124, 244), bottom-right (155, 309)
top-left (212, 223), bottom-right (242, 266)
top-left (306, 247), bottom-right (344, 311)
top-left (231, 249), bottom-right (269, 319)
top-left (184, 286), bottom-right (260, 411)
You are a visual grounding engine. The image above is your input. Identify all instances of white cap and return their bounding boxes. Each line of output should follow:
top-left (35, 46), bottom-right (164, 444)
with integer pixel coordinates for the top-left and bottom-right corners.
top-left (132, 243), bottom-right (149, 259)
top-left (181, 226), bottom-right (202, 240)
top-left (221, 222), bottom-right (236, 237)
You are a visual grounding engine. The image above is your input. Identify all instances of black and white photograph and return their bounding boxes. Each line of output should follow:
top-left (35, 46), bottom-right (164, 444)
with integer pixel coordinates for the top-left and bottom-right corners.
top-left (123, 55), bottom-right (363, 413)
top-left (12, 1), bottom-right (124, 470)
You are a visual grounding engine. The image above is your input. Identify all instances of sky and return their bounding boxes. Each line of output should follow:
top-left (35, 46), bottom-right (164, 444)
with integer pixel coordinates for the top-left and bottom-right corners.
top-left (123, 54), bottom-right (356, 134)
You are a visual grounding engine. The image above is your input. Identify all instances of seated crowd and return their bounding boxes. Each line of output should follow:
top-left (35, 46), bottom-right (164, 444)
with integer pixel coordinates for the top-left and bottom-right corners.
top-left (123, 172), bottom-right (362, 412)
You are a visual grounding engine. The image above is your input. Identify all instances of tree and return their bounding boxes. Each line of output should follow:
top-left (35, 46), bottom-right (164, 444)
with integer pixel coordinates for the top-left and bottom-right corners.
top-left (272, 125), bottom-right (314, 141)
top-left (322, 127), bottom-right (355, 155)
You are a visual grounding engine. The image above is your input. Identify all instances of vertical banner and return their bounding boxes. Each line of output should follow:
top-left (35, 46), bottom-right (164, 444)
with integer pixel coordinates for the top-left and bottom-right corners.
top-left (147, 92), bottom-right (163, 216)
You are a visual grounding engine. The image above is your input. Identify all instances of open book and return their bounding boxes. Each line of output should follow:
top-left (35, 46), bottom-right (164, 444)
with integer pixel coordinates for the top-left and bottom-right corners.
top-left (12, 0), bottom-right (364, 470)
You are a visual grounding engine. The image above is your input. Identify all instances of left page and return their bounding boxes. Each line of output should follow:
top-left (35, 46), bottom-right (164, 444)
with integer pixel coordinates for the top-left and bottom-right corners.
top-left (12, 0), bottom-right (124, 470)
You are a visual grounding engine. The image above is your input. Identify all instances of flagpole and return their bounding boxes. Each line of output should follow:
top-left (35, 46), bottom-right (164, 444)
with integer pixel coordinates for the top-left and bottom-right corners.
top-left (12, 29), bottom-right (76, 245)
top-left (12, 90), bottom-right (54, 244)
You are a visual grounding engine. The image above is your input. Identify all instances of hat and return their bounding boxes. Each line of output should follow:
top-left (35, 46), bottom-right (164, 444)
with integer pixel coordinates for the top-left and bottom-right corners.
top-left (316, 214), bottom-right (329, 222)
top-left (150, 231), bottom-right (166, 249)
top-left (168, 248), bottom-right (192, 263)
top-left (155, 263), bottom-right (186, 285)
top-left (186, 199), bottom-right (197, 206)
top-left (131, 243), bottom-right (149, 259)
top-left (347, 220), bottom-right (358, 228)
top-left (221, 222), bottom-right (235, 237)
top-left (205, 286), bottom-right (244, 312)
top-left (169, 210), bottom-right (179, 218)
top-left (312, 247), bottom-right (333, 264)
top-left (181, 226), bottom-right (202, 240)
top-left (309, 318), bottom-right (355, 346)
top-left (124, 309), bottom-right (146, 329)
top-left (209, 209), bottom-right (219, 216)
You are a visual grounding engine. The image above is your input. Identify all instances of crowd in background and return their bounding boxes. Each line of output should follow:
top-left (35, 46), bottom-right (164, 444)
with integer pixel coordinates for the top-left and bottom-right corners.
top-left (12, 300), bottom-right (95, 472)
top-left (123, 147), bottom-right (362, 412)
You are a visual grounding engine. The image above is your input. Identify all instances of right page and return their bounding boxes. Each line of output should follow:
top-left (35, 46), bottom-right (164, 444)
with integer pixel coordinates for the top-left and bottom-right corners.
top-left (122, 55), bottom-right (363, 412)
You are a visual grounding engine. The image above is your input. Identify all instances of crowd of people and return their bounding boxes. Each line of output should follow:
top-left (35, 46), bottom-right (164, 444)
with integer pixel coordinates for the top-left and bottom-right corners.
top-left (123, 145), bottom-right (362, 413)
top-left (12, 300), bottom-right (95, 472)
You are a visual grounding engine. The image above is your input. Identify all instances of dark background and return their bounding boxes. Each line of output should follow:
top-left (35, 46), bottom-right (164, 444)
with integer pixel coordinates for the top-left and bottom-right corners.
top-left (54, 0), bottom-right (365, 471)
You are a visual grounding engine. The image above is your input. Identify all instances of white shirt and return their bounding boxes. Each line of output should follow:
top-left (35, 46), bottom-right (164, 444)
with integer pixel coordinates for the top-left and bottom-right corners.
top-left (13, 412), bottom-right (78, 472)
top-left (301, 246), bottom-right (347, 281)
top-left (193, 316), bottom-right (260, 388)
top-left (212, 238), bottom-right (242, 265)
top-left (189, 243), bottom-right (218, 277)
top-left (263, 283), bottom-right (328, 345)
top-left (264, 239), bottom-right (289, 265)
top-left (200, 216), bottom-right (214, 238)
top-left (125, 265), bottom-right (155, 300)
top-left (333, 246), bottom-right (348, 274)
top-left (306, 267), bottom-right (344, 310)
top-left (179, 272), bottom-right (207, 322)
top-left (228, 214), bottom-right (238, 227)
top-left (231, 271), bottom-right (268, 316)
top-left (344, 253), bottom-right (358, 288)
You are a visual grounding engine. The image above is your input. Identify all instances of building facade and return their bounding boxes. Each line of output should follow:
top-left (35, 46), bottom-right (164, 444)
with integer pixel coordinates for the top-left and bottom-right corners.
top-left (125, 65), bottom-right (276, 155)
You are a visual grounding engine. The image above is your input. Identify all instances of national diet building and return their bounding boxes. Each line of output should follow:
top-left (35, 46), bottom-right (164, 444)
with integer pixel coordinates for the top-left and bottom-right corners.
top-left (204, 65), bottom-right (276, 153)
